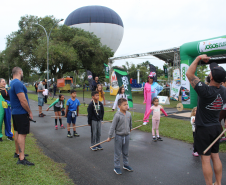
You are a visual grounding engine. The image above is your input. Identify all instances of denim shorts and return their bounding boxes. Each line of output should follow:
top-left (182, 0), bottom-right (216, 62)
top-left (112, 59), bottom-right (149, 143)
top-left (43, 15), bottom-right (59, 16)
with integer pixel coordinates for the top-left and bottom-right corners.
top-left (38, 97), bottom-right (44, 106)
top-left (67, 111), bottom-right (76, 124)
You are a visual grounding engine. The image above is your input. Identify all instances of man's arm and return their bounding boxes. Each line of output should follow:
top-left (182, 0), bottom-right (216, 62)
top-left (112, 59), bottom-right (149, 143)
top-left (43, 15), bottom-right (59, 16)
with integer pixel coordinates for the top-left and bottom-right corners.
top-left (186, 55), bottom-right (210, 88)
top-left (17, 93), bottom-right (33, 119)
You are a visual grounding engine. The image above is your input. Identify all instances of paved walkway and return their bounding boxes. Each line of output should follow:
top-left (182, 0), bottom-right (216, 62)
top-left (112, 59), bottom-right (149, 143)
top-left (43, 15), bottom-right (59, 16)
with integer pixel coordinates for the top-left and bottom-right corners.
top-left (28, 99), bottom-right (226, 185)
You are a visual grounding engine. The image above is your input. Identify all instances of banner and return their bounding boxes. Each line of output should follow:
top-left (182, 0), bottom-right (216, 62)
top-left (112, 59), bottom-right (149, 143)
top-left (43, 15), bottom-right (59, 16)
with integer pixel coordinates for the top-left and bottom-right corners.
top-left (104, 63), bottom-right (109, 79)
top-left (86, 70), bottom-right (93, 91)
top-left (170, 69), bottom-right (181, 101)
top-left (198, 37), bottom-right (226, 54)
top-left (181, 63), bottom-right (190, 104)
top-left (110, 70), bottom-right (119, 95)
top-left (113, 67), bottom-right (133, 108)
top-left (157, 96), bottom-right (170, 105)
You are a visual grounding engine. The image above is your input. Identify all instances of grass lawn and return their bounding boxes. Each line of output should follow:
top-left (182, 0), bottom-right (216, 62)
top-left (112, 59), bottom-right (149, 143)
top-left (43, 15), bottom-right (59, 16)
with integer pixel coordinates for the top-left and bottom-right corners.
top-left (27, 93), bottom-right (226, 152)
top-left (26, 86), bottom-right (181, 109)
top-left (0, 129), bottom-right (73, 184)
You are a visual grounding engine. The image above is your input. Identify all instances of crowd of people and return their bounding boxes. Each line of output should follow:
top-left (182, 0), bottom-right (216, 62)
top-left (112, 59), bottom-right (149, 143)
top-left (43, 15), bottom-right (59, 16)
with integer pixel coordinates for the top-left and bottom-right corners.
top-left (1, 54), bottom-right (226, 184)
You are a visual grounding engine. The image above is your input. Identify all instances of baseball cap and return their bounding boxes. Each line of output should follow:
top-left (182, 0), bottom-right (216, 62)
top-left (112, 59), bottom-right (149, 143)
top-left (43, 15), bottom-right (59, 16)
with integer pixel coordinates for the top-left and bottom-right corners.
top-left (210, 63), bottom-right (226, 83)
top-left (42, 79), bottom-right (46, 82)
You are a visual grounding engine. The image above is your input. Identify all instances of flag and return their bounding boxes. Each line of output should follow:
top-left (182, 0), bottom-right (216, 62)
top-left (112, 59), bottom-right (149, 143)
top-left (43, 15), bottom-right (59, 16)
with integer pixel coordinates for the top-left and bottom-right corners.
top-left (149, 64), bottom-right (157, 82)
top-left (113, 67), bottom-right (133, 108)
top-left (104, 63), bottom-right (109, 79)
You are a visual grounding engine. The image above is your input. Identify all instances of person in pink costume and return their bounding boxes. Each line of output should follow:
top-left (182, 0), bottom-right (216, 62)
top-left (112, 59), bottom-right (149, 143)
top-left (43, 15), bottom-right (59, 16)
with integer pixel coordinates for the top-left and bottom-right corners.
top-left (143, 72), bottom-right (163, 125)
top-left (143, 97), bottom-right (168, 141)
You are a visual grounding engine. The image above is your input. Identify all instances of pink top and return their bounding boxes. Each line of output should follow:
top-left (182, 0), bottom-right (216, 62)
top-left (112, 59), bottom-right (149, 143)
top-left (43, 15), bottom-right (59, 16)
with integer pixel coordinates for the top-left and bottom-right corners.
top-left (143, 105), bottom-right (168, 121)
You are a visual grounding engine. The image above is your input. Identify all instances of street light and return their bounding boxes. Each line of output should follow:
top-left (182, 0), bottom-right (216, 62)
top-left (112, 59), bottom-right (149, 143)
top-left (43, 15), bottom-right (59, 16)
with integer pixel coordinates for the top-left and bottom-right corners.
top-left (34, 19), bottom-right (64, 89)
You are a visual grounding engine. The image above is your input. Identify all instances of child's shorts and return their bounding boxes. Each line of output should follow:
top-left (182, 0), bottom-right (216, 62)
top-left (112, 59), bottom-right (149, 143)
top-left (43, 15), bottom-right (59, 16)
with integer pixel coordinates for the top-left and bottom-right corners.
top-left (67, 111), bottom-right (76, 124)
top-left (54, 106), bottom-right (61, 112)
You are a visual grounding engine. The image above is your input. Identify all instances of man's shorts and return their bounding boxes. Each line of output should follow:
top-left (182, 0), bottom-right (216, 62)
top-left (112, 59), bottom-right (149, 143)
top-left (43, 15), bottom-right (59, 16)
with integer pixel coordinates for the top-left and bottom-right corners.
top-left (67, 111), bottom-right (76, 124)
top-left (195, 125), bottom-right (221, 156)
top-left (38, 97), bottom-right (44, 106)
top-left (12, 114), bottom-right (30, 134)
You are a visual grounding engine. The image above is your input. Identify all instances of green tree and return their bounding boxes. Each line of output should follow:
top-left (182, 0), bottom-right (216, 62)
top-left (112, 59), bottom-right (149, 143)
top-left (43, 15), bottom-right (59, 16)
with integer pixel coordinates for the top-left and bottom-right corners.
top-left (2, 15), bottom-right (113, 82)
top-left (197, 65), bottom-right (209, 82)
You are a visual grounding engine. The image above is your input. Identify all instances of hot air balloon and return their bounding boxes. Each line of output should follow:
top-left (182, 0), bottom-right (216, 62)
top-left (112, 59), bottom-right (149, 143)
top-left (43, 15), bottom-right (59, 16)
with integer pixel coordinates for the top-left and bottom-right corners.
top-left (64, 5), bottom-right (124, 53)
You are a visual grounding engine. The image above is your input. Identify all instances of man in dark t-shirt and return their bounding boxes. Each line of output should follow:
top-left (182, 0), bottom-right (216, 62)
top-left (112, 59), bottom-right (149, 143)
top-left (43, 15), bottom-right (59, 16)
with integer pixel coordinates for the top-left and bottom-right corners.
top-left (186, 55), bottom-right (226, 185)
top-left (92, 77), bottom-right (100, 91)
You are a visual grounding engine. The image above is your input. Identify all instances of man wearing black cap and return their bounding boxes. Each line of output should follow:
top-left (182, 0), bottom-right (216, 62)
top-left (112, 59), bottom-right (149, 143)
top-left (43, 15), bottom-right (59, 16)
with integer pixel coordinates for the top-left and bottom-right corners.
top-left (186, 54), bottom-right (226, 185)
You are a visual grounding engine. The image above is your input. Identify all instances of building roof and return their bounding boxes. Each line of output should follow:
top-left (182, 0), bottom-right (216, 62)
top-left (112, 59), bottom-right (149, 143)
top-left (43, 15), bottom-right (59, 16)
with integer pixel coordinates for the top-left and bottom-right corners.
top-left (109, 47), bottom-right (179, 64)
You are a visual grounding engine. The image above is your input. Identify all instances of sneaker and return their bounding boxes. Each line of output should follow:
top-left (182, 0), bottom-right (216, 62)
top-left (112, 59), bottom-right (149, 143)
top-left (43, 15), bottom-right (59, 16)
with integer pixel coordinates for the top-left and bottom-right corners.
top-left (123, 165), bottom-right (133, 172)
top-left (90, 147), bottom-right (98, 151)
top-left (41, 113), bottom-right (46, 116)
top-left (67, 133), bottom-right (73, 138)
top-left (193, 152), bottom-right (199, 157)
top-left (114, 168), bottom-right (122, 175)
top-left (157, 137), bottom-right (163, 141)
top-left (74, 131), bottom-right (80, 137)
top-left (13, 153), bottom-right (29, 158)
top-left (55, 125), bottom-right (58, 130)
top-left (0, 138), bottom-right (2, 142)
top-left (96, 145), bottom-right (103, 150)
top-left (7, 137), bottom-right (14, 141)
top-left (39, 114), bottom-right (44, 117)
top-left (60, 125), bottom-right (65, 129)
top-left (17, 158), bottom-right (35, 166)
top-left (153, 137), bottom-right (157, 142)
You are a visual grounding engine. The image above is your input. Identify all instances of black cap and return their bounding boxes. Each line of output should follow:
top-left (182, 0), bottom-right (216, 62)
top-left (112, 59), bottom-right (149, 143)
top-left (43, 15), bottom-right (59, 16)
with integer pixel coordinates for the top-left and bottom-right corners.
top-left (42, 79), bottom-right (46, 82)
top-left (210, 63), bottom-right (226, 83)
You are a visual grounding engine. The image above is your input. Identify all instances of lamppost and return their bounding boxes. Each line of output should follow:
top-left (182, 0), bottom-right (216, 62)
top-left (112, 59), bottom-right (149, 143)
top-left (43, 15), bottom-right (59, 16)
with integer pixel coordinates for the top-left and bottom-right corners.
top-left (35, 19), bottom-right (64, 89)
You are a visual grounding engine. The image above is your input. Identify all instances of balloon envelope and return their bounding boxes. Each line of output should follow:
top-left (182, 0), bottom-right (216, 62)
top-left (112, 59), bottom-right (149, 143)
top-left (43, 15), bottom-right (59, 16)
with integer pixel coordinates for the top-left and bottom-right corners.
top-left (64, 5), bottom-right (124, 53)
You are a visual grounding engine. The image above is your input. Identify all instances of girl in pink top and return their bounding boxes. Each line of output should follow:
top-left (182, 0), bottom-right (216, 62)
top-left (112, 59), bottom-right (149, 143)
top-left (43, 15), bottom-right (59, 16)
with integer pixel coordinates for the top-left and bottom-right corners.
top-left (143, 97), bottom-right (168, 141)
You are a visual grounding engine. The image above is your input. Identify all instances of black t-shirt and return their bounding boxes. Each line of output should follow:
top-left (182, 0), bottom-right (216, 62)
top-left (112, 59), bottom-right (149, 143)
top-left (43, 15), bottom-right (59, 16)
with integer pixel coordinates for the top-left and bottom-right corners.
top-left (194, 81), bottom-right (226, 127)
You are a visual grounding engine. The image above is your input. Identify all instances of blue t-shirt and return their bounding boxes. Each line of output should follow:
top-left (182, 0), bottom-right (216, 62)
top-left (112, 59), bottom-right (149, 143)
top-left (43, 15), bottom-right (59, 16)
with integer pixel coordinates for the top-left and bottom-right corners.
top-left (66, 98), bottom-right (80, 111)
top-left (8, 79), bottom-right (29, 115)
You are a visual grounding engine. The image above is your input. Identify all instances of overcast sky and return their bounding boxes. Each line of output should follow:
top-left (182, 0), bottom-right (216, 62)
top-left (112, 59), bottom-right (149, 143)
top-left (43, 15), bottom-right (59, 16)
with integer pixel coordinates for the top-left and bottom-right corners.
top-left (1, 0), bottom-right (226, 70)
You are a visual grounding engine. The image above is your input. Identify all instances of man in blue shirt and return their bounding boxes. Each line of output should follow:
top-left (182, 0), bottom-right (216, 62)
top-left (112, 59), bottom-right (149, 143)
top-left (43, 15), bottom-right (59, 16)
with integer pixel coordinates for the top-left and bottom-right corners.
top-left (8, 67), bottom-right (34, 166)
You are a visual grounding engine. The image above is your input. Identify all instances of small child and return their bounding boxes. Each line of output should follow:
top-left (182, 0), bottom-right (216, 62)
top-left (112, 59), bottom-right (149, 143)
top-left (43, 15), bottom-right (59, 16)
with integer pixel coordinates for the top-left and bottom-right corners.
top-left (107, 98), bottom-right (133, 175)
top-left (191, 107), bottom-right (199, 157)
top-left (143, 97), bottom-right (168, 141)
top-left (112, 86), bottom-right (129, 111)
top-left (96, 84), bottom-right (106, 105)
top-left (88, 91), bottom-right (104, 151)
top-left (65, 90), bottom-right (80, 138)
top-left (46, 94), bottom-right (65, 130)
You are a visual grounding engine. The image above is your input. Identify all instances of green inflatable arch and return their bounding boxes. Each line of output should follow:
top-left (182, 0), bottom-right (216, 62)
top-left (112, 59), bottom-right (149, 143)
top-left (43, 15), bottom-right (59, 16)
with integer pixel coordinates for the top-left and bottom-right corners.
top-left (180, 35), bottom-right (226, 109)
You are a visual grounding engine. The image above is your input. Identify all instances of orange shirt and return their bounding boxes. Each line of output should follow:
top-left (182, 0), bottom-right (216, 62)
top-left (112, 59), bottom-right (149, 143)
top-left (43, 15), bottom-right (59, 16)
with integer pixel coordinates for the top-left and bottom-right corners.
top-left (99, 91), bottom-right (105, 102)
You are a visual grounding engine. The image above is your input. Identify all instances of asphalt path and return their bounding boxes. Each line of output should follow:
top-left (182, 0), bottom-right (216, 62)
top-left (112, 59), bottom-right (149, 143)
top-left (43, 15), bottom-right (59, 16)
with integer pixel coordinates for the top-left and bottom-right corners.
top-left (29, 99), bottom-right (226, 185)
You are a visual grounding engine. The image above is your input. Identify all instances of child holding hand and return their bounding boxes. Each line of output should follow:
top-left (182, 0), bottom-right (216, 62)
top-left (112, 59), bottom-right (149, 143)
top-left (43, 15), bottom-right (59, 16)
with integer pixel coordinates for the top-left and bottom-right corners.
top-left (191, 107), bottom-right (199, 157)
top-left (143, 97), bottom-right (167, 141)
top-left (46, 94), bottom-right (65, 130)
top-left (96, 84), bottom-right (106, 105)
